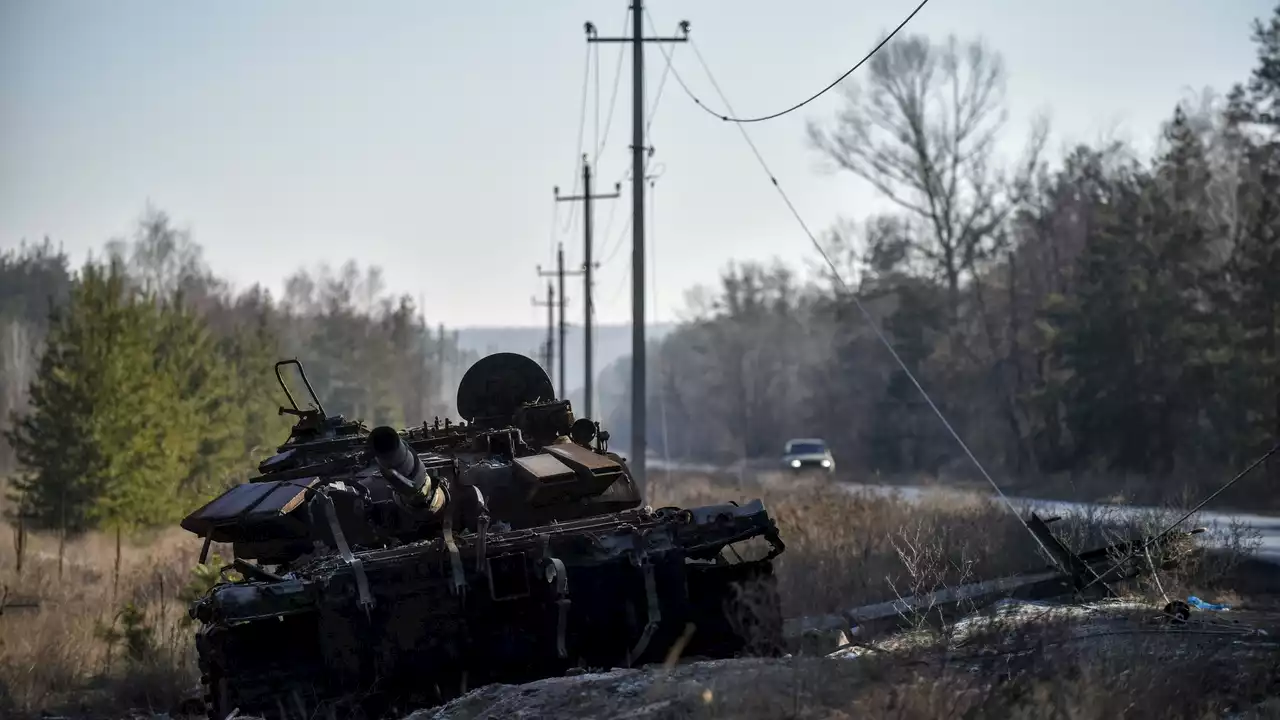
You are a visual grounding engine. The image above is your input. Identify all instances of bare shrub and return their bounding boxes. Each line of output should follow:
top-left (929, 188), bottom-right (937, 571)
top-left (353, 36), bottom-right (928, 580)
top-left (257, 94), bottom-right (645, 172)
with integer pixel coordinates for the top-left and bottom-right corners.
top-left (0, 469), bottom-right (1267, 718)
top-left (649, 470), bottom-right (1258, 620)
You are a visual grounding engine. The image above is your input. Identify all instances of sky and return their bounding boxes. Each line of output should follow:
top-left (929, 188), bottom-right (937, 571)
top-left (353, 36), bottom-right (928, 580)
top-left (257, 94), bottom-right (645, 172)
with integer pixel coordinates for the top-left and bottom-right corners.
top-left (0, 0), bottom-right (1271, 329)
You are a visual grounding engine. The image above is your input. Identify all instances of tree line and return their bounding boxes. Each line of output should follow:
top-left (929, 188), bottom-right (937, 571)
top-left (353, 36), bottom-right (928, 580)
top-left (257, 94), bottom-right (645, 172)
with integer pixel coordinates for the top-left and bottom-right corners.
top-left (0, 209), bottom-right (477, 535)
top-left (7, 6), bottom-right (1280, 530)
top-left (601, 5), bottom-right (1280, 504)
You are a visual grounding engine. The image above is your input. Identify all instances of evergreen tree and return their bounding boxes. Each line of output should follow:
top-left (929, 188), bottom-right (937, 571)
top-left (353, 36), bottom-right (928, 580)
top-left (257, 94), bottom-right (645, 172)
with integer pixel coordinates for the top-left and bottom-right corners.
top-left (5, 258), bottom-right (251, 533)
top-left (218, 289), bottom-right (293, 467)
top-left (6, 259), bottom-right (157, 531)
top-left (1232, 6), bottom-right (1280, 464)
top-left (150, 293), bottom-right (244, 502)
top-left (1049, 107), bottom-right (1220, 474)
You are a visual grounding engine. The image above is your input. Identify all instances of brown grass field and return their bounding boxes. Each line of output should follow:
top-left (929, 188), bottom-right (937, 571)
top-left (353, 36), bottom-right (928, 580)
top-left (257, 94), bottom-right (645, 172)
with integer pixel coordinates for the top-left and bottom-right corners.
top-left (1, 470), bottom-right (1278, 719)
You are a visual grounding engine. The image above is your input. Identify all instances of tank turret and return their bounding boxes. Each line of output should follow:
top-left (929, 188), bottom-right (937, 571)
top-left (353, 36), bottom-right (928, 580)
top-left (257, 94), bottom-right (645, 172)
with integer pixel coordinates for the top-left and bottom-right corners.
top-left (180, 352), bottom-right (785, 720)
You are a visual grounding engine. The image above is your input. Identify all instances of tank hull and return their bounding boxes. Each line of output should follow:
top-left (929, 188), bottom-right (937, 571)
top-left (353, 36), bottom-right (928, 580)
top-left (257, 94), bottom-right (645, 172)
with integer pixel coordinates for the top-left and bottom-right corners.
top-left (194, 502), bottom-right (786, 720)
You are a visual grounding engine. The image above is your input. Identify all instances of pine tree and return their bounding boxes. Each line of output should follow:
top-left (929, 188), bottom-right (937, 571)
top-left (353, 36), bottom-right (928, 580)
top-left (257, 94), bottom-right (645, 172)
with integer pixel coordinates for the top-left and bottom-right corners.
top-left (150, 293), bottom-right (244, 502)
top-left (6, 259), bottom-right (157, 531)
top-left (1050, 158), bottom-right (1152, 472)
top-left (1223, 2), bottom-right (1280, 464)
top-left (218, 290), bottom-right (292, 470)
top-left (5, 257), bottom-right (250, 533)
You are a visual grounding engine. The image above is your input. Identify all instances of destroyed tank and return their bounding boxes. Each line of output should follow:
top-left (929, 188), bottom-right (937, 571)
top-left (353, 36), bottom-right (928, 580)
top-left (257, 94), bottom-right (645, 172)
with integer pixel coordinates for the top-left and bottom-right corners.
top-left (180, 353), bottom-right (786, 720)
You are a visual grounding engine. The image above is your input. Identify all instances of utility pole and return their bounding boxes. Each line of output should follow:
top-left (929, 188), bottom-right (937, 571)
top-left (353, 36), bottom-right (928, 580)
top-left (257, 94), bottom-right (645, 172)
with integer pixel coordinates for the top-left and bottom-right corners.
top-left (531, 282), bottom-right (556, 379)
top-left (538, 243), bottom-right (580, 399)
top-left (435, 322), bottom-right (445, 419)
top-left (586, 3), bottom-right (689, 498)
top-left (554, 154), bottom-right (619, 420)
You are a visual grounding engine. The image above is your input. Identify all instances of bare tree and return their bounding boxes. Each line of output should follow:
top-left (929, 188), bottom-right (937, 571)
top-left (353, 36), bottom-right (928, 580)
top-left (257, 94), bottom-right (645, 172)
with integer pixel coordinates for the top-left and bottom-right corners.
top-left (1172, 87), bottom-right (1256, 266)
top-left (808, 33), bottom-right (1055, 473)
top-left (107, 205), bottom-right (211, 300)
top-left (807, 34), bottom-right (1043, 311)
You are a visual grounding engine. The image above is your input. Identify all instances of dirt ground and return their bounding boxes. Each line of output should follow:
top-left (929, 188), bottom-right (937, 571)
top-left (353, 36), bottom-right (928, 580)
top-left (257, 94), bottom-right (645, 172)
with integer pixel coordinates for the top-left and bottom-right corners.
top-left (6, 473), bottom-right (1280, 720)
top-left (415, 591), bottom-right (1280, 720)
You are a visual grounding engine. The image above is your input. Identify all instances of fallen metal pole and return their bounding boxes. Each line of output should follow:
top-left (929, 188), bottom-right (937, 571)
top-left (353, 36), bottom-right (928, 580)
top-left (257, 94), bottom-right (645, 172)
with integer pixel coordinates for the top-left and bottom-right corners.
top-left (783, 513), bottom-right (1205, 643)
top-left (784, 569), bottom-right (1062, 639)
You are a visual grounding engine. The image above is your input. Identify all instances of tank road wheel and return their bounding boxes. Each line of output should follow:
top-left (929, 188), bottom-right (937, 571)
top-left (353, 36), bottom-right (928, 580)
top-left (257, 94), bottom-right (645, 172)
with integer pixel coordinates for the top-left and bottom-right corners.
top-left (195, 630), bottom-right (226, 720)
top-left (725, 568), bottom-right (786, 657)
top-left (683, 560), bottom-right (787, 660)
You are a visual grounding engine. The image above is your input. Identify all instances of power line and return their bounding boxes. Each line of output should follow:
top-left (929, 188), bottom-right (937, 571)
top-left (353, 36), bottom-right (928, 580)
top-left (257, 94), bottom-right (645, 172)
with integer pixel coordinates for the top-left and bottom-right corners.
top-left (649, 172), bottom-right (672, 475)
top-left (595, 248), bottom-right (631, 414)
top-left (593, 175), bottom-right (657, 409)
top-left (532, 282), bottom-right (556, 376)
top-left (596, 159), bottom-right (647, 269)
top-left (547, 196), bottom-right (559, 263)
top-left (597, 191), bottom-right (620, 261)
top-left (595, 9), bottom-right (630, 163)
top-left (668, 19), bottom-right (1280, 602)
top-left (601, 165), bottom-right (664, 310)
top-left (593, 29), bottom-right (601, 172)
top-left (555, 157), bottom-right (620, 420)
top-left (600, 207), bottom-right (634, 267)
top-left (670, 32), bottom-right (1057, 562)
top-left (596, 29), bottom-right (677, 271)
top-left (643, 11), bottom-right (678, 136)
top-left (586, 8), bottom-right (682, 278)
top-left (596, 166), bottom-right (628, 257)
top-left (647, 174), bottom-right (659, 323)
top-left (1076, 440), bottom-right (1280, 596)
top-left (585, 1), bottom-right (689, 496)
top-left (537, 244), bottom-right (580, 397)
top-left (603, 256), bottom-right (632, 309)
top-left (558, 45), bottom-right (593, 235)
top-left (594, 13), bottom-right (670, 265)
top-left (651, 0), bottom-right (931, 125)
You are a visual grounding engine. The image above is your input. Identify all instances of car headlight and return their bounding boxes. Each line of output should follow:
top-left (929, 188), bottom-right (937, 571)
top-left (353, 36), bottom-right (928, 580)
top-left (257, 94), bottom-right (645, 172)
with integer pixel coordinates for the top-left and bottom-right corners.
top-left (790, 459), bottom-right (801, 468)
top-left (820, 459), bottom-right (831, 468)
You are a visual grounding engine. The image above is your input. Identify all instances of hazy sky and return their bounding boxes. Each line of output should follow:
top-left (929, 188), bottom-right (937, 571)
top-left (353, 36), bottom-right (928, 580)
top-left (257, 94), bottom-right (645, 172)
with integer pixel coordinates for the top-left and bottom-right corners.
top-left (1, 0), bottom-right (1269, 328)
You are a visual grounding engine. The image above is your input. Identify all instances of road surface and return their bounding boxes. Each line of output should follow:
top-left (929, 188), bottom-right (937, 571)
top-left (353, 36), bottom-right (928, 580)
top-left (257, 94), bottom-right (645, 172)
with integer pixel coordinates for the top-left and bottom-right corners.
top-left (645, 458), bottom-right (1280, 564)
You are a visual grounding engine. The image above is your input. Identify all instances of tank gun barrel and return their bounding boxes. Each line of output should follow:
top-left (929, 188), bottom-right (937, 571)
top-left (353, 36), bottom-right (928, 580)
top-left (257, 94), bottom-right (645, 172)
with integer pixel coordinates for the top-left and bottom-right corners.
top-left (370, 426), bottom-right (435, 502)
top-left (183, 352), bottom-right (790, 719)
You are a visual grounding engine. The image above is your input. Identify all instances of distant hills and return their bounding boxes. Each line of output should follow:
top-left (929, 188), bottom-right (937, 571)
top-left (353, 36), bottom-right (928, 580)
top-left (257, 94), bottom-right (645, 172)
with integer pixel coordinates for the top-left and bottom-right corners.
top-left (452, 322), bottom-right (676, 400)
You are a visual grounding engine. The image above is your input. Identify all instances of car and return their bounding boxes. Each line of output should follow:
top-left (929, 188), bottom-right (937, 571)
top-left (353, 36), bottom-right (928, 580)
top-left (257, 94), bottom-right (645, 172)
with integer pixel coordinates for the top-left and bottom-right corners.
top-left (781, 438), bottom-right (835, 475)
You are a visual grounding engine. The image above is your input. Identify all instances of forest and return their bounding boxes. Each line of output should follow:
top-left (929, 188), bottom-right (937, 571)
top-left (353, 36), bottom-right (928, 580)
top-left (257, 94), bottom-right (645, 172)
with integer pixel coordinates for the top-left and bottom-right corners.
top-left (0, 212), bottom-right (477, 534)
top-left (600, 5), bottom-right (1280, 506)
top-left (4, 5), bottom-right (1280, 537)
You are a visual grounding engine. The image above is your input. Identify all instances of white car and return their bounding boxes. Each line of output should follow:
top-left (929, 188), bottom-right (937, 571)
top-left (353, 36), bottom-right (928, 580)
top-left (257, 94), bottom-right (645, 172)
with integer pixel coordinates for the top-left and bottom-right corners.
top-left (781, 438), bottom-right (835, 475)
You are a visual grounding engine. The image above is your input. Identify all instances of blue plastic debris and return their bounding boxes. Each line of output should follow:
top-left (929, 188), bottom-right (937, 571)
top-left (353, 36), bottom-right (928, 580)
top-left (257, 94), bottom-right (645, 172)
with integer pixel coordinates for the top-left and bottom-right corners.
top-left (1187, 595), bottom-right (1230, 611)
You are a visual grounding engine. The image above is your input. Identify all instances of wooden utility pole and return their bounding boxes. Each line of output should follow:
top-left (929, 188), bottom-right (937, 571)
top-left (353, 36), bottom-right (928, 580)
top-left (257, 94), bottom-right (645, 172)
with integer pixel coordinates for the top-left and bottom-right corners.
top-left (538, 243), bottom-right (580, 399)
top-left (585, 3), bottom-right (688, 497)
top-left (554, 155), bottom-right (619, 419)
top-left (531, 282), bottom-right (556, 378)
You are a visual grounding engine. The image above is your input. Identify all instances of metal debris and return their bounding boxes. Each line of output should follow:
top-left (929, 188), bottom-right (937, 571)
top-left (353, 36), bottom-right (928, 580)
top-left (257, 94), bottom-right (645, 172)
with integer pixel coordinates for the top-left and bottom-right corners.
top-left (785, 512), bottom-right (1206, 651)
top-left (180, 354), bottom-right (788, 720)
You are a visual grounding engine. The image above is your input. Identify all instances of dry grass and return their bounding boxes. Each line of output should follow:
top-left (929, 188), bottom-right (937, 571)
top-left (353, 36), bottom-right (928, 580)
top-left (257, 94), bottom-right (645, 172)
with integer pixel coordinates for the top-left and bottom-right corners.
top-left (633, 469), bottom-right (1279, 720)
top-left (0, 518), bottom-right (211, 719)
top-left (0, 469), bottom-right (1271, 719)
top-left (648, 470), bottom-right (1260, 620)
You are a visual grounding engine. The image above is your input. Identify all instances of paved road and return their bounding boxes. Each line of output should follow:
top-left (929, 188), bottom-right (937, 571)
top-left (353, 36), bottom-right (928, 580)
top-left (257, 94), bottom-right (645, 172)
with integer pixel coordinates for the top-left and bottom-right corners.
top-left (645, 458), bottom-right (1280, 564)
top-left (841, 481), bottom-right (1280, 565)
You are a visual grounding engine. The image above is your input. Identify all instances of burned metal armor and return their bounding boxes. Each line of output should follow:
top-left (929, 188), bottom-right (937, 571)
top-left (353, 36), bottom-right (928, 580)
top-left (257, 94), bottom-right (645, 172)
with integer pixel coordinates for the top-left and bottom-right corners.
top-left (180, 353), bottom-right (786, 720)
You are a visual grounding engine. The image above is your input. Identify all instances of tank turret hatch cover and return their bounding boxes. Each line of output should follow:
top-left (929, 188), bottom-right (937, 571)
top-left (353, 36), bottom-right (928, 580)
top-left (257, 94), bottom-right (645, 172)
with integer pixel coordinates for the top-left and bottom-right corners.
top-left (456, 352), bottom-right (557, 423)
